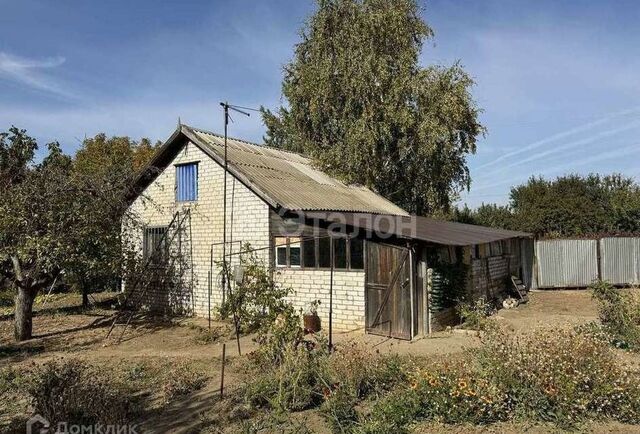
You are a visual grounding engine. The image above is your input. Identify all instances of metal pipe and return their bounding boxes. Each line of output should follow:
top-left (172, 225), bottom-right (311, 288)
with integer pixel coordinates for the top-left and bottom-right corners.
top-left (408, 244), bottom-right (414, 339)
top-left (329, 237), bottom-right (334, 351)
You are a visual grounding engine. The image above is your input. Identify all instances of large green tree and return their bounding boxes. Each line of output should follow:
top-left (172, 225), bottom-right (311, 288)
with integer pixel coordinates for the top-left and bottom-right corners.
top-left (70, 134), bottom-right (159, 306)
top-left (0, 128), bottom-right (157, 341)
top-left (0, 128), bottom-right (76, 340)
top-left (262, 0), bottom-right (484, 214)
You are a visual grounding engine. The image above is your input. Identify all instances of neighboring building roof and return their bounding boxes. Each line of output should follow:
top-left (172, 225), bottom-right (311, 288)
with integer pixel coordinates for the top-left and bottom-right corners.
top-left (304, 212), bottom-right (532, 245)
top-left (133, 124), bottom-right (407, 215)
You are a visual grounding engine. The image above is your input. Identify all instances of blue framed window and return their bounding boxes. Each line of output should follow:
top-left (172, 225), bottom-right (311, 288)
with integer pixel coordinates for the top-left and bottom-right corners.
top-left (176, 163), bottom-right (198, 202)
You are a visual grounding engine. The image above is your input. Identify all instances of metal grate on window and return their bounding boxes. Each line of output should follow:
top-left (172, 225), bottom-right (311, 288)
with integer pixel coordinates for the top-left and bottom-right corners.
top-left (143, 227), bottom-right (167, 263)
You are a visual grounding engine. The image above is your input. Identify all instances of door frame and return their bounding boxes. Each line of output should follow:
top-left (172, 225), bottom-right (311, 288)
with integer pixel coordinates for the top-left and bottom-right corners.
top-left (364, 241), bottom-right (416, 340)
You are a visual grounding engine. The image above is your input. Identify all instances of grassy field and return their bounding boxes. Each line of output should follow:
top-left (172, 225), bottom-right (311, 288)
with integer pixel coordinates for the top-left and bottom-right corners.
top-left (1, 290), bottom-right (639, 433)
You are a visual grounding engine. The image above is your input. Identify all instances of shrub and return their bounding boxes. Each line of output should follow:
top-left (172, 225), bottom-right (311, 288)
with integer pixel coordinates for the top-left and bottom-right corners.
top-left (252, 306), bottom-right (304, 366)
top-left (243, 340), bottom-right (330, 412)
top-left (23, 359), bottom-right (132, 426)
top-left (320, 384), bottom-right (359, 433)
top-left (357, 360), bottom-right (509, 433)
top-left (456, 297), bottom-right (495, 331)
top-left (328, 343), bottom-right (407, 399)
top-left (590, 280), bottom-right (640, 350)
top-left (320, 344), bottom-right (409, 432)
top-left (161, 361), bottom-right (207, 403)
top-left (216, 243), bottom-right (294, 333)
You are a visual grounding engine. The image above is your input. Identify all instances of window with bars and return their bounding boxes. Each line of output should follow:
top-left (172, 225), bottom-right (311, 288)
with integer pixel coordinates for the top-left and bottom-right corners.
top-left (143, 226), bottom-right (167, 263)
top-left (175, 163), bottom-right (198, 202)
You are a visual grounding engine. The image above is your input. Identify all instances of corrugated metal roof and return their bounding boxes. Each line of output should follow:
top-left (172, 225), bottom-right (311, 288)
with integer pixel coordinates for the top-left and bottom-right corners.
top-left (182, 125), bottom-right (408, 216)
top-left (304, 212), bottom-right (532, 245)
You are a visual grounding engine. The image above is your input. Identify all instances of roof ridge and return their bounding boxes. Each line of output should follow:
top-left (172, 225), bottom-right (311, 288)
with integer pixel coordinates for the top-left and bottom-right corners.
top-left (183, 124), bottom-right (307, 160)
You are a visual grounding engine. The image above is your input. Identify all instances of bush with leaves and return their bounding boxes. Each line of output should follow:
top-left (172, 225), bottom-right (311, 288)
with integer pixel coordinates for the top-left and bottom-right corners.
top-left (590, 280), bottom-right (640, 350)
top-left (320, 343), bottom-right (409, 432)
top-left (457, 297), bottom-right (495, 331)
top-left (217, 244), bottom-right (294, 334)
top-left (243, 338), bottom-right (331, 412)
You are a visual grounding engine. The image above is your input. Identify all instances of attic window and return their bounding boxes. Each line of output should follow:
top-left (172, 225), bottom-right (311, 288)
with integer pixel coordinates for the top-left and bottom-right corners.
top-left (176, 163), bottom-right (198, 202)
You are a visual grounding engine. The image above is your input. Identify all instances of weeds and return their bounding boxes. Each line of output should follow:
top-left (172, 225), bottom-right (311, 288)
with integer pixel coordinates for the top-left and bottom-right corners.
top-left (590, 280), bottom-right (640, 350)
top-left (189, 323), bottom-right (229, 345)
top-left (23, 359), bottom-right (133, 426)
top-left (161, 361), bottom-right (208, 403)
top-left (456, 297), bottom-right (495, 331)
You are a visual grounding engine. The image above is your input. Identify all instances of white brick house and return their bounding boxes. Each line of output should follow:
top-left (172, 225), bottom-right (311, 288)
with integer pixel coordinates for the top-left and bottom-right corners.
top-left (127, 123), bottom-right (407, 331)
top-left (128, 123), bottom-right (533, 338)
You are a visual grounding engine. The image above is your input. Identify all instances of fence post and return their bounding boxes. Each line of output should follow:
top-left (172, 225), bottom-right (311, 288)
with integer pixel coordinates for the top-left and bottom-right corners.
top-left (596, 238), bottom-right (602, 281)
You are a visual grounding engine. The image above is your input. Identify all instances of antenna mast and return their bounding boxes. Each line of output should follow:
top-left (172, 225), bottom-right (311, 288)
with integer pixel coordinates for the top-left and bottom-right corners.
top-left (219, 102), bottom-right (250, 301)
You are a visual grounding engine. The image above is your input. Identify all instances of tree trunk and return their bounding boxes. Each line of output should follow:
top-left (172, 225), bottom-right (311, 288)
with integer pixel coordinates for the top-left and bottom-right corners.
top-left (82, 283), bottom-right (89, 308)
top-left (14, 287), bottom-right (36, 341)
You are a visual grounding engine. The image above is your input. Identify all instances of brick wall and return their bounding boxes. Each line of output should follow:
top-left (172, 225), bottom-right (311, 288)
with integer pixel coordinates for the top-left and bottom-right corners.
top-left (128, 141), bottom-right (270, 316)
top-left (275, 268), bottom-right (365, 331)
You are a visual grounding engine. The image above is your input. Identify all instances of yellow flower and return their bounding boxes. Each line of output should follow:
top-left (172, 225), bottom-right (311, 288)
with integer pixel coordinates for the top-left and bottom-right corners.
top-left (480, 395), bottom-right (493, 404)
top-left (450, 389), bottom-right (460, 397)
top-left (410, 381), bottom-right (419, 390)
top-left (457, 380), bottom-right (468, 389)
top-left (465, 389), bottom-right (477, 397)
top-left (429, 378), bottom-right (438, 387)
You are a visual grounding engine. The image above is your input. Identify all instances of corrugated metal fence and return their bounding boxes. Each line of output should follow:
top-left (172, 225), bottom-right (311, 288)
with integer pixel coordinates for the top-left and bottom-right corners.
top-left (535, 237), bottom-right (640, 288)
top-left (600, 237), bottom-right (640, 285)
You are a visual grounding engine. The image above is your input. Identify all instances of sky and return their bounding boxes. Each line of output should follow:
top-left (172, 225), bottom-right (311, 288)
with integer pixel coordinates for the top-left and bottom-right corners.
top-left (1, 0), bottom-right (639, 208)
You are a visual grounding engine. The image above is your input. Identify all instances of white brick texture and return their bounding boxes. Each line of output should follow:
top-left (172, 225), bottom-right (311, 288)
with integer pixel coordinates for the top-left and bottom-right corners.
top-left (276, 268), bottom-right (365, 331)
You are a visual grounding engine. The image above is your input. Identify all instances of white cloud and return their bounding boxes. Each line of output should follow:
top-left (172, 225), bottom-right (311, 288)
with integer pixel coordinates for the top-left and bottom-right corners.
top-left (0, 52), bottom-right (73, 98)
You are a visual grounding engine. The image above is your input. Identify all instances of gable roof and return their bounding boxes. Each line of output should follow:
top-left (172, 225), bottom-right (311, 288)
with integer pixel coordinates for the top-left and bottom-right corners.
top-left (133, 124), bottom-right (408, 216)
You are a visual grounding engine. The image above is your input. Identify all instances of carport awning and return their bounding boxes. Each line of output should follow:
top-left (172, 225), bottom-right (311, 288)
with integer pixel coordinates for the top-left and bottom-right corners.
top-left (303, 212), bottom-right (532, 246)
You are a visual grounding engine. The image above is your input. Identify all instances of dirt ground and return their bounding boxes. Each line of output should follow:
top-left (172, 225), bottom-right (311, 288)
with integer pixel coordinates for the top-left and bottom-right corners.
top-left (1, 290), bottom-right (639, 433)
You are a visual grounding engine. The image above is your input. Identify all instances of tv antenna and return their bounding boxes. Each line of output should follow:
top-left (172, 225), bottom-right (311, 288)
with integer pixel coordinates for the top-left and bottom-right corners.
top-left (219, 102), bottom-right (257, 300)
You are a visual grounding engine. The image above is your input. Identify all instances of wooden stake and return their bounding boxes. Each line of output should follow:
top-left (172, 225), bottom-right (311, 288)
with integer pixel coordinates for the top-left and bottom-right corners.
top-left (219, 343), bottom-right (226, 398)
top-left (234, 315), bottom-right (242, 356)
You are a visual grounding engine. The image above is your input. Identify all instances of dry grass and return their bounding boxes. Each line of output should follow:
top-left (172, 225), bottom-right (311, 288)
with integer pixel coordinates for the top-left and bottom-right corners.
top-left (1, 290), bottom-right (639, 433)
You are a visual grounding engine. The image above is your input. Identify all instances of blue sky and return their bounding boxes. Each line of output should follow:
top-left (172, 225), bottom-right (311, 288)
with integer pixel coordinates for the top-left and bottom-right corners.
top-left (1, 0), bottom-right (639, 208)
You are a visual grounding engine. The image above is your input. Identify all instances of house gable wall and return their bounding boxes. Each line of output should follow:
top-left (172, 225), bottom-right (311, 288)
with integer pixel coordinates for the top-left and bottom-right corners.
top-left (128, 140), bottom-right (270, 315)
